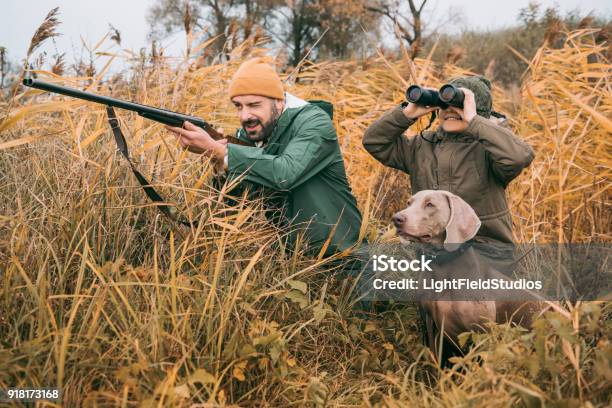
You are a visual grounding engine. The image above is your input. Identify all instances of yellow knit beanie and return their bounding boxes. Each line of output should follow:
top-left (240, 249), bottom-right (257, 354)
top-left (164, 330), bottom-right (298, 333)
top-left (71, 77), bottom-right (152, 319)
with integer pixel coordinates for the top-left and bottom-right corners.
top-left (228, 58), bottom-right (284, 100)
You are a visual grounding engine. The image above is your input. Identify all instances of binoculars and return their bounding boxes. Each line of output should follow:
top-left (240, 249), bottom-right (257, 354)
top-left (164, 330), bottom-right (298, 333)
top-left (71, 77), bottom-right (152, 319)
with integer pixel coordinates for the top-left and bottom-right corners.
top-left (406, 84), bottom-right (465, 109)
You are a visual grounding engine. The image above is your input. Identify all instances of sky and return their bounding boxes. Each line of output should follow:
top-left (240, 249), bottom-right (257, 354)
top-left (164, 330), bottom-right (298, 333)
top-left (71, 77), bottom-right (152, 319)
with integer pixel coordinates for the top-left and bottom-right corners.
top-left (1, 0), bottom-right (610, 70)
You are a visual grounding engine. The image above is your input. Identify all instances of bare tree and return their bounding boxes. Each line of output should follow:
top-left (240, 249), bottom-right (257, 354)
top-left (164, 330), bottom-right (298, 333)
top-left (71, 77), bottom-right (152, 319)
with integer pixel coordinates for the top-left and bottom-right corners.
top-left (148, 0), bottom-right (280, 59)
top-left (0, 47), bottom-right (6, 89)
top-left (271, 0), bottom-right (378, 66)
top-left (366, 0), bottom-right (428, 58)
top-left (316, 0), bottom-right (378, 59)
top-left (269, 1), bottom-right (320, 66)
top-left (148, 0), bottom-right (380, 66)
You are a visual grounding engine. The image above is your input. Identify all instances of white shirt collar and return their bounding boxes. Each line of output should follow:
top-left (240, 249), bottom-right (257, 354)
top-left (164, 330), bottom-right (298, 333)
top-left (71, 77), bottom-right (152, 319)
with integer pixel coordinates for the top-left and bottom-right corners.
top-left (283, 91), bottom-right (308, 111)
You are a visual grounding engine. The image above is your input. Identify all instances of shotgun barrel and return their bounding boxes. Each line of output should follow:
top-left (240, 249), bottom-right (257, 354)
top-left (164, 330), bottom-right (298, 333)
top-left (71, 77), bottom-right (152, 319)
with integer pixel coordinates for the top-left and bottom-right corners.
top-left (22, 77), bottom-right (229, 141)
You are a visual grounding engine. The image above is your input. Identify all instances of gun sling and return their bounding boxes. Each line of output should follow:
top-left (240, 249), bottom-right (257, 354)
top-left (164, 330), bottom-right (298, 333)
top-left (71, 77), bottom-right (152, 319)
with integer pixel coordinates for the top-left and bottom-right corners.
top-left (106, 106), bottom-right (195, 227)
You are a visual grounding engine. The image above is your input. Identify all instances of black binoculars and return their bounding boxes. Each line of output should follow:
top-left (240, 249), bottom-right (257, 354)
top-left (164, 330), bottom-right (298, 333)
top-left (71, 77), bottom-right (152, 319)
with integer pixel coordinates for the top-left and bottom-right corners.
top-left (406, 84), bottom-right (465, 109)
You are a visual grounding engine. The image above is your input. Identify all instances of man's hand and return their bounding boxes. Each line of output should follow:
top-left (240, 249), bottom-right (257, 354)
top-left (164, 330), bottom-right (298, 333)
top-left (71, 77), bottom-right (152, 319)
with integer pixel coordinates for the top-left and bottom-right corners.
top-left (165, 121), bottom-right (228, 160)
top-left (459, 87), bottom-right (477, 123)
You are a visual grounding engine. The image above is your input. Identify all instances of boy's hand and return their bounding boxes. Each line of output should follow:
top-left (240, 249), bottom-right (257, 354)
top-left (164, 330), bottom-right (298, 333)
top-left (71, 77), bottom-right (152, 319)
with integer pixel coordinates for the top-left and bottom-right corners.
top-left (165, 121), bottom-right (227, 160)
top-left (459, 87), bottom-right (477, 123)
top-left (403, 103), bottom-right (437, 120)
top-left (402, 87), bottom-right (438, 120)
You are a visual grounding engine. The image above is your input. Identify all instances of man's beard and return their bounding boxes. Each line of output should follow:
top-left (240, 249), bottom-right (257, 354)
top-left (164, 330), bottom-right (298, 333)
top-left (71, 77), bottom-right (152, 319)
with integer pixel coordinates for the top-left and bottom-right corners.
top-left (242, 104), bottom-right (281, 142)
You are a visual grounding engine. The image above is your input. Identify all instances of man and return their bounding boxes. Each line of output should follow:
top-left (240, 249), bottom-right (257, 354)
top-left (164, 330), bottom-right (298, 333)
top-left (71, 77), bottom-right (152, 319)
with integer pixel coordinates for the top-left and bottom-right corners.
top-left (166, 58), bottom-right (363, 256)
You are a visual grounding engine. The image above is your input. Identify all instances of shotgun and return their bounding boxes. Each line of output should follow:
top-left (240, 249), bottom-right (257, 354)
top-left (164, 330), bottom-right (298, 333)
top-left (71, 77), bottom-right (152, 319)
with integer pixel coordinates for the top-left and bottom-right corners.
top-left (22, 76), bottom-right (250, 226)
top-left (22, 77), bottom-right (248, 145)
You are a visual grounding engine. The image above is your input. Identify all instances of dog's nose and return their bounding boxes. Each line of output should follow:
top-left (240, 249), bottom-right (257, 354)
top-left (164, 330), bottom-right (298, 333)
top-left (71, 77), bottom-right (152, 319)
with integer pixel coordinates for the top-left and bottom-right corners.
top-left (392, 213), bottom-right (405, 227)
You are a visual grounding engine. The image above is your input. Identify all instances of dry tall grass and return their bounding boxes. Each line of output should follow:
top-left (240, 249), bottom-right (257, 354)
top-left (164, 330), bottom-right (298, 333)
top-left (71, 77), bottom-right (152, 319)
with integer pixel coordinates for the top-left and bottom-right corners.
top-left (0, 30), bottom-right (610, 406)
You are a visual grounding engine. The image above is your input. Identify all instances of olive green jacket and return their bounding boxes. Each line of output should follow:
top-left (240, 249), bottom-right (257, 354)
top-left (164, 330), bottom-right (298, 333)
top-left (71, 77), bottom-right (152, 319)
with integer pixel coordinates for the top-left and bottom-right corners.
top-left (226, 95), bottom-right (362, 256)
top-left (362, 105), bottom-right (535, 244)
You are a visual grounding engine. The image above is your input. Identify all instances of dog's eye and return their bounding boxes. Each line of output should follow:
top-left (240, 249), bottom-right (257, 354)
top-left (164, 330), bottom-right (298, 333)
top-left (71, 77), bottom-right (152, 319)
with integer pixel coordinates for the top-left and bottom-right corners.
top-left (425, 202), bottom-right (434, 208)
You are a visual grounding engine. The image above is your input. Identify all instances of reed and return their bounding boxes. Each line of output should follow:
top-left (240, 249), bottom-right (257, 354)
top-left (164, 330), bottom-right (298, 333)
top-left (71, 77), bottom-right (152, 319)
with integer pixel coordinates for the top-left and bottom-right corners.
top-left (0, 28), bottom-right (610, 406)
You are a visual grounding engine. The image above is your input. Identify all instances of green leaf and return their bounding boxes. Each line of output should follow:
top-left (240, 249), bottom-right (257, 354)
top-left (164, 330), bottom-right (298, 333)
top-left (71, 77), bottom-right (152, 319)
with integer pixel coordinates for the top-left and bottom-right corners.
top-left (458, 332), bottom-right (472, 348)
top-left (188, 369), bottom-right (216, 385)
top-left (240, 343), bottom-right (257, 357)
top-left (270, 345), bottom-right (281, 363)
top-left (313, 306), bottom-right (327, 323)
top-left (253, 331), bottom-right (282, 346)
top-left (525, 355), bottom-right (540, 377)
top-left (285, 289), bottom-right (308, 309)
top-left (287, 279), bottom-right (308, 294)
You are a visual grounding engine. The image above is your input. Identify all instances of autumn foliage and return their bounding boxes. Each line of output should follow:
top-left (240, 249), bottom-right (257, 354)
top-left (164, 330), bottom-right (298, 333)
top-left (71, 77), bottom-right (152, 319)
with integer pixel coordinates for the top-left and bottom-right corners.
top-left (0, 28), bottom-right (610, 406)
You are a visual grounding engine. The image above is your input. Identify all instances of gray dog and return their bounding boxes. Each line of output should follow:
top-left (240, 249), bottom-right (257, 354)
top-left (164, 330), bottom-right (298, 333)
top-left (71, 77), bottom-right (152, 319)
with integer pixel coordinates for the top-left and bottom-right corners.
top-left (392, 190), bottom-right (546, 364)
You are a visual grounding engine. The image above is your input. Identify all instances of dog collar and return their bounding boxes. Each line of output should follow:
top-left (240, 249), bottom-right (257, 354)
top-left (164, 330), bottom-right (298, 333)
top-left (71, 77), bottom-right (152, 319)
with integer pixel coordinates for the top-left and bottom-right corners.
top-left (418, 241), bottom-right (473, 265)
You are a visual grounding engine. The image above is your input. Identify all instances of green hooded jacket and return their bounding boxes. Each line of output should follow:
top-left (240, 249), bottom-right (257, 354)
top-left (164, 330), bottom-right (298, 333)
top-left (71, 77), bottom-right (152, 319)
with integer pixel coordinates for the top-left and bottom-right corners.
top-left (226, 94), bottom-right (363, 256)
top-left (363, 105), bottom-right (535, 244)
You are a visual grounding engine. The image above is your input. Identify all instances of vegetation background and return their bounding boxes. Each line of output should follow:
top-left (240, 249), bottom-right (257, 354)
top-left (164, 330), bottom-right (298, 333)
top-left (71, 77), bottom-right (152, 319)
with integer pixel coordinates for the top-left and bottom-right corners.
top-left (0, 1), bottom-right (610, 406)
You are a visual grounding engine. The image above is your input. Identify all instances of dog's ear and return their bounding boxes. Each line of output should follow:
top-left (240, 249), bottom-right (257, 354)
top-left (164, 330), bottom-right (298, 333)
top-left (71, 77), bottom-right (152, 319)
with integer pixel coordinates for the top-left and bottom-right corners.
top-left (442, 192), bottom-right (481, 251)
